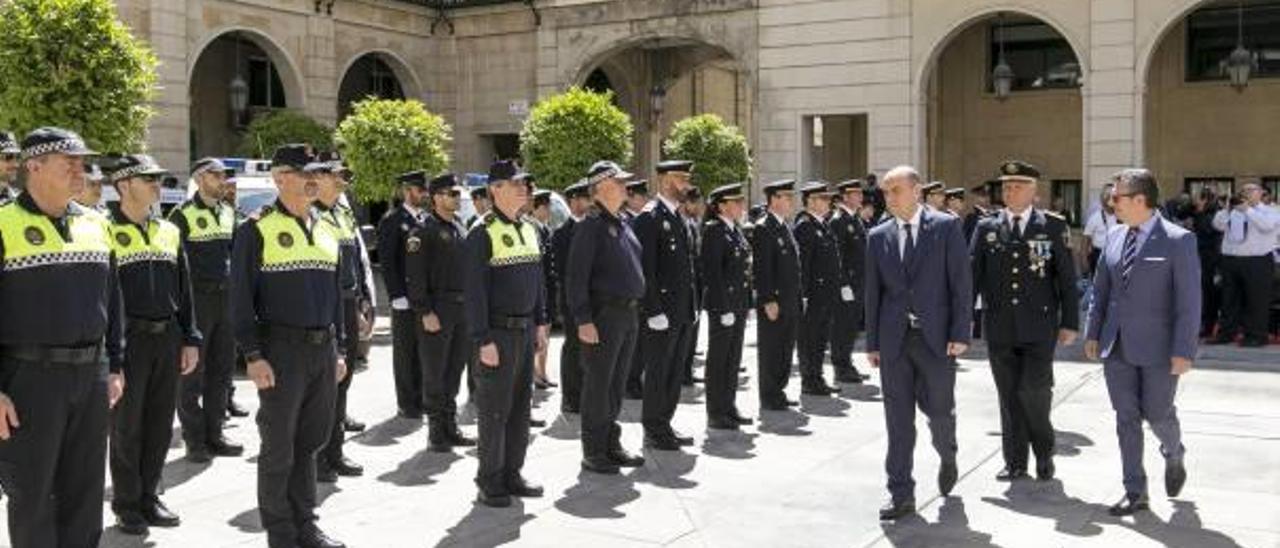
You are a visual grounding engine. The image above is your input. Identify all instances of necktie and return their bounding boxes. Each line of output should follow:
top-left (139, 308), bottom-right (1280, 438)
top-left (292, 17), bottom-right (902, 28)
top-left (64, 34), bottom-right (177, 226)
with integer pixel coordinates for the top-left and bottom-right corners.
top-left (902, 223), bottom-right (915, 262)
top-left (1012, 215), bottom-right (1024, 240)
top-left (1121, 226), bottom-right (1140, 285)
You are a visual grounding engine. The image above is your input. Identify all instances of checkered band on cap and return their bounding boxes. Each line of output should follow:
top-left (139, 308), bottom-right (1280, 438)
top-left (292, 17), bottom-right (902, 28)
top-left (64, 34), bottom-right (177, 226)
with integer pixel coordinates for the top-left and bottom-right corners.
top-left (110, 159), bottom-right (164, 183)
top-left (191, 159), bottom-right (227, 178)
top-left (588, 166), bottom-right (621, 185)
top-left (20, 138), bottom-right (89, 161)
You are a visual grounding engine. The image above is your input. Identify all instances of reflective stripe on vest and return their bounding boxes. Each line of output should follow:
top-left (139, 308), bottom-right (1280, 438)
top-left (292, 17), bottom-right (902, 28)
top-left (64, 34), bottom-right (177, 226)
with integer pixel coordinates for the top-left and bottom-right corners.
top-left (485, 217), bottom-right (541, 267)
top-left (179, 202), bottom-right (234, 242)
top-left (0, 203), bottom-right (111, 271)
top-left (322, 205), bottom-right (357, 245)
top-left (108, 218), bottom-right (181, 266)
top-left (256, 209), bottom-right (339, 273)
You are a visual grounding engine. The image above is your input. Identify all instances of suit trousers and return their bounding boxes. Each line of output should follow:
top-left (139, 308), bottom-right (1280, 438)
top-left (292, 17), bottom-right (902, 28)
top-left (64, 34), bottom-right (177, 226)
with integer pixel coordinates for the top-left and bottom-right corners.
top-left (472, 326), bottom-right (533, 493)
top-left (880, 329), bottom-right (958, 503)
top-left (418, 309), bottom-right (469, 421)
top-left (705, 311), bottom-right (746, 421)
top-left (580, 303), bottom-right (638, 458)
top-left (321, 298), bottom-right (362, 464)
top-left (756, 302), bottom-right (799, 406)
top-left (1219, 255), bottom-right (1274, 342)
top-left (0, 358), bottom-right (108, 548)
top-left (111, 323), bottom-right (181, 516)
top-left (180, 289), bottom-right (233, 449)
top-left (391, 309), bottom-right (424, 414)
top-left (641, 320), bottom-right (695, 438)
top-left (1103, 341), bottom-right (1184, 496)
top-left (256, 336), bottom-right (337, 548)
top-left (988, 340), bottom-right (1056, 470)
top-left (798, 299), bottom-right (835, 385)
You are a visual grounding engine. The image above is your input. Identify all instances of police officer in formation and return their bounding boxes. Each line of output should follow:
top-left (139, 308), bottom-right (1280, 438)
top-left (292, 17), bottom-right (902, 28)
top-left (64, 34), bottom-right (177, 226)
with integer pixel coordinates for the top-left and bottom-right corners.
top-left (752, 180), bottom-right (802, 410)
top-left (0, 132), bottom-right (20, 202)
top-left (463, 159), bottom-right (549, 507)
top-left (0, 127), bottom-right (123, 548)
top-left (828, 180), bottom-right (871, 384)
top-left (406, 172), bottom-right (477, 453)
top-left (922, 180), bottom-right (946, 211)
top-left (971, 161), bottom-right (1079, 483)
top-left (231, 144), bottom-right (347, 548)
top-left (378, 170), bottom-right (429, 419)
top-left (635, 160), bottom-right (698, 450)
top-left (680, 187), bottom-right (706, 386)
top-left (530, 186), bottom-right (558, 390)
top-left (794, 181), bottom-right (843, 396)
top-left (172, 158), bottom-right (246, 461)
top-left (622, 177), bottom-right (650, 399)
top-left (700, 183), bottom-right (754, 430)
top-left (567, 161), bottom-right (647, 474)
top-left (104, 154), bottom-right (202, 535)
top-left (553, 179), bottom-right (590, 414)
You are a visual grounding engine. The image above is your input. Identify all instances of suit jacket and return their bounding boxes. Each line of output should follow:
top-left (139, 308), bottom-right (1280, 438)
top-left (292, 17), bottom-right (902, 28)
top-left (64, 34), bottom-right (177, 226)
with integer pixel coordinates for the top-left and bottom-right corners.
top-left (634, 200), bottom-right (696, 323)
top-left (751, 213), bottom-right (802, 310)
top-left (1086, 216), bottom-right (1201, 366)
top-left (865, 208), bottom-right (973, 362)
top-left (551, 217), bottom-right (577, 318)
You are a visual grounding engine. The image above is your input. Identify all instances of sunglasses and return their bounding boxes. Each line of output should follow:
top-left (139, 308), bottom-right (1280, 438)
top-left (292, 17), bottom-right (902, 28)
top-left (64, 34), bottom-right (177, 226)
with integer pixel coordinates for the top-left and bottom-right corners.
top-left (1, 154), bottom-right (17, 162)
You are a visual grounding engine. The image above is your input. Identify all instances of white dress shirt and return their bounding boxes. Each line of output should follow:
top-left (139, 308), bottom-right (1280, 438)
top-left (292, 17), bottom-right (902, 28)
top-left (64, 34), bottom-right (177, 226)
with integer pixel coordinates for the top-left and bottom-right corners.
top-left (1084, 210), bottom-right (1115, 250)
top-left (1213, 204), bottom-right (1280, 257)
top-left (894, 206), bottom-right (923, 259)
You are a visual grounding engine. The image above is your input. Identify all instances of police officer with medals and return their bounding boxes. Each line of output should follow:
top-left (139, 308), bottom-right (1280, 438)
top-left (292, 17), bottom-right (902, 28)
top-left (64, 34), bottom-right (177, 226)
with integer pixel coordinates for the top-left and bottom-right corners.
top-left (0, 132), bottom-right (20, 203)
top-left (171, 158), bottom-right (245, 462)
top-left (753, 179), bottom-right (802, 410)
top-left (0, 127), bottom-right (124, 548)
top-left (971, 160), bottom-right (1079, 482)
top-left (567, 161), bottom-right (648, 475)
top-left (377, 170), bottom-right (429, 419)
top-left (312, 152), bottom-right (372, 482)
top-left (553, 180), bottom-right (591, 413)
top-left (794, 182), bottom-right (843, 396)
top-left (231, 144), bottom-right (347, 548)
top-left (463, 160), bottom-right (549, 507)
top-left (633, 160), bottom-right (698, 449)
top-left (701, 183), bottom-right (754, 430)
top-left (829, 180), bottom-right (871, 384)
top-left (406, 172), bottom-right (478, 453)
top-left (104, 154), bottom-right (202, 535)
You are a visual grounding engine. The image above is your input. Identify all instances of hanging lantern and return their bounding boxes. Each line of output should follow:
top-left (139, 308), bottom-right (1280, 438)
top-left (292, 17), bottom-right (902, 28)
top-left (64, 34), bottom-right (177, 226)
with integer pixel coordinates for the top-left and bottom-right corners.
top-left (992, 13), bottom-right (1015, 100)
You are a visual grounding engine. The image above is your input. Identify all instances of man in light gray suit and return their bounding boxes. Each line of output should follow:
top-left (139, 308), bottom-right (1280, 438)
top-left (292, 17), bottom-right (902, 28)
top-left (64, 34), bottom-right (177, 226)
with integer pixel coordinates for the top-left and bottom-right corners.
top-left (865, 166), bottom-right (973, 521)
top-left (1085, 168), bottom-right (1201, 517)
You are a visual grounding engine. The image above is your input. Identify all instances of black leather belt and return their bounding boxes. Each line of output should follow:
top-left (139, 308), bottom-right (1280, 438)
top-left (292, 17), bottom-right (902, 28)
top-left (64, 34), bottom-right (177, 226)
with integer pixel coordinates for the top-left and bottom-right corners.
top-left (490, 315), bottom-right (532, 330)
top-left (260, 324), bottom-right (334, 345)
top-left (193, 281), bottom-right (228, 293)
top-left (128, 317), bottom-right (173, 335)
top-left (3, 344), bottom-right (101, 365)
top-left (593, 295), bottom-right (638, 310)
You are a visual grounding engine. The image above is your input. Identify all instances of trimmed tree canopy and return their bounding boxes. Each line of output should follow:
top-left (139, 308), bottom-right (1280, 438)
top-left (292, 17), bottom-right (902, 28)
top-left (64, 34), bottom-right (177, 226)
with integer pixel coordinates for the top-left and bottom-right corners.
top-left (0, 0), bottom-right (158, 152)
top-left (520, 87), bottom-right (633, 190)
top-left (237, 110), bottom-right (333, 159)
top-left (334, 98), bottom-right (452, 203)
top-left (662, 114), bottom-right (751, 193)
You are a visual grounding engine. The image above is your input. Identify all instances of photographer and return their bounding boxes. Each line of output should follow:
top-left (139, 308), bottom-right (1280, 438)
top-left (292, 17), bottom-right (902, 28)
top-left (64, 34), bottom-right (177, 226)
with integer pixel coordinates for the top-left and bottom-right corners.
top-left (1212, 182), bottom-right (1280, 347)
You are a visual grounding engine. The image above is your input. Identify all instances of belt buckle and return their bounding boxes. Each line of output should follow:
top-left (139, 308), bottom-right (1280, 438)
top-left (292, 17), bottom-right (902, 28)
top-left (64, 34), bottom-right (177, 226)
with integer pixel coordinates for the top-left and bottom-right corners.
top-left (907, 313), bottom-right (921, 330)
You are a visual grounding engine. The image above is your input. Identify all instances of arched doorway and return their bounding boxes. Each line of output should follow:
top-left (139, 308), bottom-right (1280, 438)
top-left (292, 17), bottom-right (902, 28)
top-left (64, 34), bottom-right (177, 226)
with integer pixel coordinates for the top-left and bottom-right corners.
top-left (337, 52), bottom-right (416, 121)
top-left (923, 12), bottom-right (1084, 220)
top-left (188, 29), bottom-right (305, 161)
top-left (1143, 0), bottom-right (1280, 202)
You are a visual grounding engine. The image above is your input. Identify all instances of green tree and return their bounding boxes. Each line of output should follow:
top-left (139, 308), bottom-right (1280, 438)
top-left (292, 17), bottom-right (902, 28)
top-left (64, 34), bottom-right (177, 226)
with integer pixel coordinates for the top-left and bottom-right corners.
top-left (236, 110), bottom-right (333, 159)
top-left (663, 114), bottom-right (751, 193)
top-left (520, 87), bottom-right (633, 190)
top-left (0, 0), bottom-right (157, 152)
top-left (334, 98), bottom-right (452, 203)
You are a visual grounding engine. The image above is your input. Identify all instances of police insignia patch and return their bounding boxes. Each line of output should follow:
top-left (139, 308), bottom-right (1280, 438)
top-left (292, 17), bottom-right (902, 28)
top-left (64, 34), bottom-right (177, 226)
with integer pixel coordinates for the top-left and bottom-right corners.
top-left (662, 220), bottom-right (671, 231)
top-left (278, 232), bottom-right (294, 248)
top-left (406, 236), bottom-right (421, 253)
top-left (196, 217), bottom-right (208, 229)
top-left (847, 225), bottom-right (854, 233)
top-left (502, 234), bottom-right (515, 247)
top-left (115, 232), bottom-right (131, 247)
top-left (24, 226), bottom-right (44, 246)
top-left (986, 232), bottom-right (997, 243)
top-left (1004, 162), bottom-right (1018, 175)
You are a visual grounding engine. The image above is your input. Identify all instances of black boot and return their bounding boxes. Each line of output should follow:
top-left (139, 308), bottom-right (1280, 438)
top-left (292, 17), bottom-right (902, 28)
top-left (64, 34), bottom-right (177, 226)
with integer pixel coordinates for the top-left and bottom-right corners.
top-left (446, 416), bottom-right (477, 447)
top-left (427, 417), bottom-right (452, 453)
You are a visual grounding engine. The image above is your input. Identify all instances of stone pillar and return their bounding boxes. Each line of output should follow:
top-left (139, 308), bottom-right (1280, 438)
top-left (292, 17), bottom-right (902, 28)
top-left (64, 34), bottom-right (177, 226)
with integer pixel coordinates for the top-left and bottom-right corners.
top-left (147, 0), bottom-right (190, 175)
top-left (305, 14), bottom-right (338, 127)
top-left (1085, 0), bottom-right (1139, 205)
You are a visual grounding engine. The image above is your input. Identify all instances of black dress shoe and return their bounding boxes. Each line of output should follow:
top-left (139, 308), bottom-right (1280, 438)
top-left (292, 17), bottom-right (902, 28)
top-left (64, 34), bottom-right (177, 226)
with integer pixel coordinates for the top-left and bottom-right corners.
top-left (476, 489), bottom-right (512, 508)
top-left (996, 467), bottom-right (1029, 482)
top-left (801, 383), bottom-right (836, 396)
top-left (506, 476), bottom-right (544, 498)
top-left (398, 408), bottom-right (424, 420)
top-left (760, 401), bottom-right (788, 411)
top-left (116, 512), bottom-right (149, 535)
top-left (331, 457), bottom-right (364, 477)
top-left (1165, 459), bottom-right (1187, 497)
top-left (708, 417), bottom-right (740, 430)
top-left (226, 400), bottom-right (250, 418)
top-left (835, 370), bottom-right (865, 384)
top-left (298, 527), bottom-right (347, 548)
top-left (1036, 460), bottom-right (1055, 481)
top-left (672, 432), bottom-right (695, 446)
top-left (608, 448), bottom-right (645, 468)
top-left (645, 434), bottom-right (682, 451)
top-left (938, 461), bottom-right (958, 496)
top-left (186, 446), bottom-right (211, 463)
top-left (878, 499), bottom-right (916, 521)
top-left (784, 398), bottom-right (800, 407)
top-left (582, 456), bottom-right (621, 475)
top-left (446, 424), bottom-right (477, 447)
top-left (529, 417), bottom-right (547, 428)
top-left (1108, 493), bottom-right (1149, 516)
top-left (208, 436), bottom-right (244, 457)
top-left (534, 377), bottom-right (557, 390)
top-left (731, 414), bottom-right (754, 426)
top-left (142, 498), bottom-right (181, 527)
top-left (624, 388), bottom-right (644, 400)
top-left (342, 416), bottom-right (366, 433)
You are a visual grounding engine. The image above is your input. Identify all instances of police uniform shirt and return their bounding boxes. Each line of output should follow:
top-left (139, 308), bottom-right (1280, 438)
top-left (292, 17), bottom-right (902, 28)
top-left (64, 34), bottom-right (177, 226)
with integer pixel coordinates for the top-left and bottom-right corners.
top-left (565, 206), bottom-right (645, 326)
top-left (551, 215), bottom-right (578, 313)
top-left (700, 216), bottom-right (751, 314)
top-left (170, 196), bottom-right (236, 286)
top-left (107, 204), bottom-right (201, 346)
top-left (0, 192), bottom-right (124, 371)
top-left (751, 212), bottom-right (801, 306)
top-left (230, 202), bottom-right (345, 357)
top-left (407, 211), bottom-right (468, 316)
top-left (971, 208), bottom-right (1079, 343)
top-left (829, 205), bottom-right (867, 298)
top-left (634, 195), bottom-right (696, 322)
top-left (463, 210), bottom-right (550, 345)
top-left (793, 210), bottom-right (841, 300)
top-left (376, 204), bottom-right (424, 308)
top-left (320, 202), bottom-right (369, 299)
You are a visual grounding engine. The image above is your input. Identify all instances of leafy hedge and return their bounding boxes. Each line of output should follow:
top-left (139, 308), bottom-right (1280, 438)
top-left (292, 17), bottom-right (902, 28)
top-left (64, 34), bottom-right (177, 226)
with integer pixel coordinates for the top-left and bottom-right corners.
top-left (236, 110), bottom-right (333, 159)
top-left (334, 98), bottom-right (452, 202)
top-left (520, 87), bottom-right (633, 189)
top-left (662, 114), bottom-right (751, 193)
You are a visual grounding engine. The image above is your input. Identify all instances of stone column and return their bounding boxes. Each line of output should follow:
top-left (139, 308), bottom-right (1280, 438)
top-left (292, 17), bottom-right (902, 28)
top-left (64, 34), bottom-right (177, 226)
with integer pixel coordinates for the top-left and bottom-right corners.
top-left (148, 0), bottom-right (190, 175)
top-left (1085, 0), bottom-right (1139, 204)
top-left (305, 14), bottom-right (338, 127)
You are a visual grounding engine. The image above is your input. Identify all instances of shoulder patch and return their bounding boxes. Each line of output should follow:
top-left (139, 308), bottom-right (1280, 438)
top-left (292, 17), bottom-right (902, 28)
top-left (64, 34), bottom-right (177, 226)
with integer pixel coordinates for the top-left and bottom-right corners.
top-left (641, 200), bottom-right (659, 213)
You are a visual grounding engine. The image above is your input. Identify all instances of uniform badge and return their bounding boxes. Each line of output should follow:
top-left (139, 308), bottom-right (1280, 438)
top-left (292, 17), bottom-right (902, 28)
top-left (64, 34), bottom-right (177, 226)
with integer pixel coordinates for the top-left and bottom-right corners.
top-left (502, 234), bottom-right (515, 248)
top-left (1003, 162), bottom-right (1018, 175)
top-left (608, 225), bottom-right (618, 238)
top-left (847, 225), bottom-right (854, 233)
top-left (115, 232), bottom-right (131, 247)
top-left (24, 226), bottom-right (44, 246)
top-left (406, 236), bottom-right (421, 253)
top-left (817, 229), bottom-right (824, 238)
top-left (986, 232), bottom-right (997, 243)
top-left (277, 232), bottom-right (294, 248)
top-left (777, 237), bottom-right (785, 246)
top-left (196, 217), bottom-right (208, 229)
top-left (662, 220), bottom-right (671, 232)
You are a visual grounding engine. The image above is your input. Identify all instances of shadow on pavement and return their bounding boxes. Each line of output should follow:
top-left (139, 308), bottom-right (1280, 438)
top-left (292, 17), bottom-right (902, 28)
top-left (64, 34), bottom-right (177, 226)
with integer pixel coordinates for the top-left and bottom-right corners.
top-left (642, 449), bottom-right (699, 490)
top-left (757, 408), bottom-right (812, 437)
top-left (350, 415), bottom-right (424, 447)
top-left (1052, 430), bottom-right (1095, 457)
top-left (840, 383), bottom-right (883, 402)
top-left (541, 413), bottom-right (581, 441)
top-left (701, 431), bottom-right (758, 460)
top-left (377, 450), bottom-right (463, 487)
top-left (801, 394), bottom-right (851, 417)
top-left (435, 499), bottom-right (534, 548)
top-left (159, 457), bottom-right (212, 491)
top-left (553, 470), bottom-right (641, 519)
top-left (881, 497), bottom-right (1001, 548)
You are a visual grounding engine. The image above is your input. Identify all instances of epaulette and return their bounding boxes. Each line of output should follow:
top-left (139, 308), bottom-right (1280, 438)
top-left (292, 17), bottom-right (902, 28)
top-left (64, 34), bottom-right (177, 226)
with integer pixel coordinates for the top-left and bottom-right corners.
top-left (641, 200), bottom-right (659, 213)
top-left (1043, 210), bottom-right (1066, 222)
top-left (703, 218), bottom-right (722, 228)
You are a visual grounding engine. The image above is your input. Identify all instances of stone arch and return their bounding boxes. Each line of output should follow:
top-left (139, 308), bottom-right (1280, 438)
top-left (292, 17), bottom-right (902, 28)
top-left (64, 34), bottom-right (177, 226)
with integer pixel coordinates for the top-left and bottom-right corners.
top-left (188, 27), bottom-right (307, 112)
top-left (337, 49), bottom-right (425, 104)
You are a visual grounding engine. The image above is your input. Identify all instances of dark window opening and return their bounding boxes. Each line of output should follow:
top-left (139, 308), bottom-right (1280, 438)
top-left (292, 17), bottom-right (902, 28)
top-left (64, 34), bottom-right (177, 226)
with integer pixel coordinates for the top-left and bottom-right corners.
top-left (988, 21), bottom-right (1082, 92)
top-left (1184, 176), bottom-right (1236, 199)
top-left (1186, 1), bottom-right (1280, 81)
top-left (248, 56), bottom-right (286, 109)
top-left (1051, 179), bottom-right (1083, 227)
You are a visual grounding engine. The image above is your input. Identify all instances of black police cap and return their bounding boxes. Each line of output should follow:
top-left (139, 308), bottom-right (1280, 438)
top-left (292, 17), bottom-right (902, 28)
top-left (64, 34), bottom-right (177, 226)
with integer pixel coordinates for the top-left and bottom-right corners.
top-left (191, 157), bottom-right (230, 178)
top-left (564, 179), bottom-right (590, 199)
top-left (800, 181), bottom-right (835, 198)
top-left (0, 131), bottom-right (19, 154)
top-left (922, 181), bottom-right (945, 195)
top-left (945, 188), bottom-right (965, 199)
top-left (533, 189), bottom-right (552, 206)
top-left (587, 160), bottom-right (634, 185)
top-left (656, 160), bottom-right (693, 174)
top-left (428, 172), bottom-right (460, 194)
top-left (762, 179), bottom-right (796, 196)
top-left (488, 160), bottom-right (524, 184)
top-left (835, 180), bottom-right (863, 192)
top-left (108, 154), bottom-right (169, 184)
top-left (997, 160), bottom-right (1040, 182)
top-left (709, 183), bottom-right (745, 204)
top-left (20, 127), bottom-right (96, 160)
top-left (470, 186), bottom-right (489, 199)
top-left (626, 179), bottom-right (649, 194)
top-left (397, 169), bottom-right (429, 189)
top-left (270, 144), bottom-right (314, 171)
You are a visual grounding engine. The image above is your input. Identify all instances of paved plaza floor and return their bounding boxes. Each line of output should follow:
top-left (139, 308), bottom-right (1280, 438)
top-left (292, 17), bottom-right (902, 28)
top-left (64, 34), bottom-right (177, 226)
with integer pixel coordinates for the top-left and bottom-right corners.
top-left (6, 317), bottom-right (1275, 547)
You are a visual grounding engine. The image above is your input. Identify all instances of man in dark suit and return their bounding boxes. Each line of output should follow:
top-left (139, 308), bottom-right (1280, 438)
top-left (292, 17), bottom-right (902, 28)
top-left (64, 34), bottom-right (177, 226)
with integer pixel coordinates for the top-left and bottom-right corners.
top-left (971, 161), bottom-right (1079, 483)
top-left (1085, 168), bottom-right (1200, 517)
top-left (828, 180), bottom-right (871, 384)
top-left (377, 172), bottom-right (429, 419)
top-left (865, 166), bottom-right (973, 520)
top-left (752, 180), bottom-right (802, 410)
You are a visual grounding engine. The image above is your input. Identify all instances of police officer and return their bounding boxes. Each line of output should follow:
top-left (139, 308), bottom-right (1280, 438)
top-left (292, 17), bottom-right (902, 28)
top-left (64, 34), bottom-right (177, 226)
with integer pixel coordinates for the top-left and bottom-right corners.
top-left (944, 188), bottom-right (966, 217)
top-left (171, 158), bottom-right (245, 461)
top-left (463, 160), bottom-right (549, 507)
top-left (74, 163), bottom-right (107, 211)
top-left (0, 132), bottom-right (20, 202)
top-left (378, 171), bottom-right (429, 419)
top-left (829, 180), bottom-right (871, 384)
top-left (467, 186), bottom-right (490, 230)
top-left (681, 186), bottom-right (706, 386)
top-left (0, 127), bottom-right (123, 548)
top-left (794, 182), bottom-right (843, 396)
top-left (922, 181), bottom-right (946, 211)
top-left (553, 179), bottom-right (591, 413)
top-left (312, 153), bottom-right (372, 482)
top-left (622, 177), bottom-right (650, 399)
top-left (568, 161), bottom-right (647, 474)
top-left (407, 172), bottom-right (477, 453)
top-left (701, 184), bottom-right (754, 430)
top-left (753, 179), bottom-right (802, 410)
top-left (963, 184), bottom-right (993, 242)
top-left (530, 187), bottom-right (557, 389)
top-left (231, 145), bottom-right (347, 548)
top-left (104, 154), bottom-right (202, 535)
top-left (971, 160), bottom-right (1079, 482)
